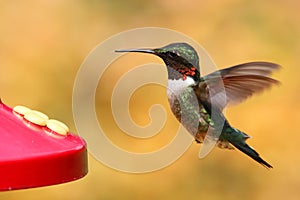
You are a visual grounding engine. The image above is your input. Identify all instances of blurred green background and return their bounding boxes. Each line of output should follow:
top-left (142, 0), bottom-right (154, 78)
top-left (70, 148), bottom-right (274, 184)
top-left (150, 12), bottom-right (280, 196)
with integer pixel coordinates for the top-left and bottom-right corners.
top-left (0, 0), bottom-right (299, 199)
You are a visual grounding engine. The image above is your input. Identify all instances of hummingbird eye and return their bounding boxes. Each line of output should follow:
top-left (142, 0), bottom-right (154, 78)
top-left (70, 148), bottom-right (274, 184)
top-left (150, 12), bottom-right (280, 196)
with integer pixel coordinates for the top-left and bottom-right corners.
top-left (168, 51), bottom-right (179, 58)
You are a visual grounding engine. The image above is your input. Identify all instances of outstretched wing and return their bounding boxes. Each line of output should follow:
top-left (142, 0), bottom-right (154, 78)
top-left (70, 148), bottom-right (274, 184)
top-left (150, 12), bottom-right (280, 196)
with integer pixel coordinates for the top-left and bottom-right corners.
top-left (200, 62), bottom-right (281, 110)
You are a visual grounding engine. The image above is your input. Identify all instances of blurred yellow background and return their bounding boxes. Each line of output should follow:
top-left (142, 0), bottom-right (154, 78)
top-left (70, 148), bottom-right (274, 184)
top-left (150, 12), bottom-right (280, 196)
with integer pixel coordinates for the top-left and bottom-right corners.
top-left (0, 0), bottom-right (299, 199)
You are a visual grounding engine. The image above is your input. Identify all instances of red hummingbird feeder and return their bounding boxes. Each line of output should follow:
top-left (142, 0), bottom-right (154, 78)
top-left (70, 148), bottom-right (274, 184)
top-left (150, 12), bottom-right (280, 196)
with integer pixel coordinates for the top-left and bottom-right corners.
top-left (0, 98), bottom-right (88, 191)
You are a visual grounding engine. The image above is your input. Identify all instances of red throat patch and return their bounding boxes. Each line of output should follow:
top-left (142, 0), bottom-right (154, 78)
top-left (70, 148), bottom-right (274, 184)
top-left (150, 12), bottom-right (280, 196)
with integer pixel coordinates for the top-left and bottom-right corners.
top-left (178, 66), bottom-right (196, 80)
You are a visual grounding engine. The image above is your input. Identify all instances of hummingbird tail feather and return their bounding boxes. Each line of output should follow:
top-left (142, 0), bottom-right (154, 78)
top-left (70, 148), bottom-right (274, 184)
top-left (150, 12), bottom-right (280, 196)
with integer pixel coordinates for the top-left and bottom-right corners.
top-left (230, 140), bottom-right (273, 169)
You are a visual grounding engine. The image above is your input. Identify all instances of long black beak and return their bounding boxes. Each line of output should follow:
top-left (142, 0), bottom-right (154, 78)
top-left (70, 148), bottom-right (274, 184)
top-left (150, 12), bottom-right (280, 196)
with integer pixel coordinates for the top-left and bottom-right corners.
top-left (115, 48), bottom-right (155, 54)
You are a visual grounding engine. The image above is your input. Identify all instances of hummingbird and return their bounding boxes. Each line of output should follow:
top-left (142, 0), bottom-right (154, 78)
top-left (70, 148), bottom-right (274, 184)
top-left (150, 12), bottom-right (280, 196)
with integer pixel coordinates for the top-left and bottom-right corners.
top-left (115, 42), bottom-right (280, 169)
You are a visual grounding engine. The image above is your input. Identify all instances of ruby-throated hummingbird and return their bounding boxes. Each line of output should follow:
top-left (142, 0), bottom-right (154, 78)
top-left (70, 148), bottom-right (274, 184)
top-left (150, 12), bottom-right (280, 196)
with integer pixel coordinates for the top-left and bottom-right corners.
top-left (116, 43), bottom-right (280, 168)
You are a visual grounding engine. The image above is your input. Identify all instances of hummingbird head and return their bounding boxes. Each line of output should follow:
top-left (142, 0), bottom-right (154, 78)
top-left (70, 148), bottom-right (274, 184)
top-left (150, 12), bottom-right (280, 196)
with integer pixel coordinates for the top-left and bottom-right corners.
top-left (116, 43), bottom-right (201, 81)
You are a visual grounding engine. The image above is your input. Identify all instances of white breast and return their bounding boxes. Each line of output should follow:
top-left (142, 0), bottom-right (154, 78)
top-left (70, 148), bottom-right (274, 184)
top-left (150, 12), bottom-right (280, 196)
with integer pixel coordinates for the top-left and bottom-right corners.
top-left (167, 77), bottom-right (195, 104)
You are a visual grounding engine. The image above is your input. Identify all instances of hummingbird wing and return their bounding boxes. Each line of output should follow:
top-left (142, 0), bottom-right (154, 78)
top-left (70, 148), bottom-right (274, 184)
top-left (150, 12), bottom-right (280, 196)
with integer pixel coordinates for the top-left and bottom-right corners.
top-left (201, 62), bottom-right (281, 110)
